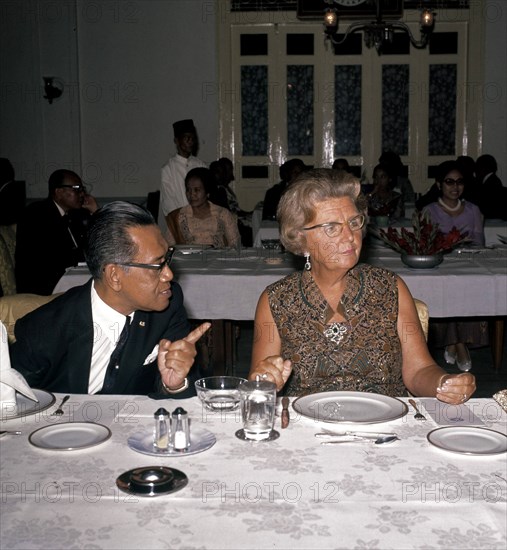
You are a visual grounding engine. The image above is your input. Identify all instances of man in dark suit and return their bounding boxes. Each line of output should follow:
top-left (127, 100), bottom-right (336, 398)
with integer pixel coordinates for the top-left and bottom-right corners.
top-left (11, 201), bottom-right (210, 396)
top-left (262, 159), bottom-right (306, 221)
top-left (15, 169), bottom-right (98, 295)
top-left (475, 154), bottom-right (506, 220)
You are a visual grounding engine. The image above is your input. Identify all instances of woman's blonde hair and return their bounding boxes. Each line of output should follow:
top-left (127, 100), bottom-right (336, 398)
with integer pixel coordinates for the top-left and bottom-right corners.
top-left (277, 168), bottom-right (367, 255)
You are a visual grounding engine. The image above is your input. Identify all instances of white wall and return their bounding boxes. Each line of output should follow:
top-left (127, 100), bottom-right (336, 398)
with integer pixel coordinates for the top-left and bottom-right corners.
top-left (0, 0), bottom-right (505, 198)
top-left (0, 0), bottom-right (218, 199)
top-left (77, 0), bottom-right (218, 198)
top-left (0, 0), bottom-right (81, 197)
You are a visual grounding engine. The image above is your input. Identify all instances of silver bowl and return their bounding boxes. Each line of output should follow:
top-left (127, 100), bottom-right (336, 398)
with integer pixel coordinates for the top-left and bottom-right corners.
top-left (401, 254), bottom-right (443, 269)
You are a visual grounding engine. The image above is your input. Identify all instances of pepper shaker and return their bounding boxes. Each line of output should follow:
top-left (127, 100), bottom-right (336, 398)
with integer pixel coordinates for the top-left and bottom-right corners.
top-left (171, 407), bottom-right (190, 450)
top-left (154, 407), bottom-right (170, 450)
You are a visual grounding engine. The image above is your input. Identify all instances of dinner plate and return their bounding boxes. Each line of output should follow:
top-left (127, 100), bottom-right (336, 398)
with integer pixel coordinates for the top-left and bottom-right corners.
top-left (29, 422), bottom-right (111, 451)
top-left (292, 391), bottom-right (408, 424)
top-left (128, 427), bottom-right (216, 457)
top-left (1, 389), bottom-right (56, 421)
top-left (427, 427), bottom-right (507, 455)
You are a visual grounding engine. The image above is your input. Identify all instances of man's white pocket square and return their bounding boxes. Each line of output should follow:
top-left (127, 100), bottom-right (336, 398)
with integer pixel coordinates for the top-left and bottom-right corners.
top-left (143, 345), bottom-right (159, 365)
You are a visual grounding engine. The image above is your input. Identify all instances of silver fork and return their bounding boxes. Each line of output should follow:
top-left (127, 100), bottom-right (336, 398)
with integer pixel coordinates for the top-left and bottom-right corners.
top-left (408, 399), bottom-right (426, 421)
top-left (51, 395), bottom-right (70, 416)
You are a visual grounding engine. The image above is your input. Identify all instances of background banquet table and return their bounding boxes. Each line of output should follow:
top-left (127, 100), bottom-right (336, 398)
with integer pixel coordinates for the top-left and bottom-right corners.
top-left (54, 246), bottom-right (507, 320)
top-left (253, 219), bottom-right (507, 248)
top-left (1, 393), bottom-right (506, 550)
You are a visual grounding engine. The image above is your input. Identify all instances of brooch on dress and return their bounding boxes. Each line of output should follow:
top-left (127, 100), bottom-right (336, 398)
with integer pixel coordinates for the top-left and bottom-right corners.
top-left (323, 322), bottom-right (349, 345)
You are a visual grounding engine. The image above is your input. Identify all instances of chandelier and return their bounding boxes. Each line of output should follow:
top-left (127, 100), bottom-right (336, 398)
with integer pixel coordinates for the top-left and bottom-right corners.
top-left (323, 1), bottom-right (435, 54)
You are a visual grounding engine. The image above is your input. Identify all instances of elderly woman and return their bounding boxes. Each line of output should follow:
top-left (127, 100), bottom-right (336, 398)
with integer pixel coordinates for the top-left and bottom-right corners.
top-left (249, 169), bottom-right (475, 405)
top-left (166, 167), bottom-right (241, 248)
top-left (422, 160), bottom-right (486, 371)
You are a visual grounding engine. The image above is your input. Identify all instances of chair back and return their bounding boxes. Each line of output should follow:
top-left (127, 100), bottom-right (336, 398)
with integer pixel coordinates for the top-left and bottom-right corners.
top-left (0, 224), bottom-right (16, 296)
top-left (414, 298), bottom-right (429, 341)
top-left (0, 293), bottom-right (59, 344)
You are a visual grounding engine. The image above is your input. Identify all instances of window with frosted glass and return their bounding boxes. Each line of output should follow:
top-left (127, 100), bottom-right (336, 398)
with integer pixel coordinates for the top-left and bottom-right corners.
top-left (428, 64), bottom-right (456, 155)
top-left (334, 65), bottom-right (361, 156)
top-left (382, 65), bottom-right (409, 155)
top-left (241, 66), bottom-right (268, 156)
top-left (287, 65), bottom-right (314, 156)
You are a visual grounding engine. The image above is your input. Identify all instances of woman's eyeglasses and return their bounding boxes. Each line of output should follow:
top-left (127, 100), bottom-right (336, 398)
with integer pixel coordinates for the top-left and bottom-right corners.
top-left (302, 214), bottom-right (366, 238)
top-left (443, 178), bottom-right (464, 186)
top-left (116, 248), bottom-right (175, 275)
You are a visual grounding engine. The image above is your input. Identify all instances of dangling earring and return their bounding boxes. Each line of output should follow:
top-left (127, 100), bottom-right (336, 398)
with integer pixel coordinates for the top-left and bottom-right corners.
top-left (304, 252), bottom-right (311, 271)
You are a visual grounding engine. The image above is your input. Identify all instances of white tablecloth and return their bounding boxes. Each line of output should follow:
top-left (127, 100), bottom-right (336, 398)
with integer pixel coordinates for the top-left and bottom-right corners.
top-left (1, 394), bottom-right (506, 550)
top-left (54, 247), bottom-right (507, 319)
top-left (253, 219), bottom-right (507, 247)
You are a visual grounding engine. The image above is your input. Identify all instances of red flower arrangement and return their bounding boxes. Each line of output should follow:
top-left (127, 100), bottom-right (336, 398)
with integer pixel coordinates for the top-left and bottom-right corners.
top-left (377, 212), bottom-right (469, 255)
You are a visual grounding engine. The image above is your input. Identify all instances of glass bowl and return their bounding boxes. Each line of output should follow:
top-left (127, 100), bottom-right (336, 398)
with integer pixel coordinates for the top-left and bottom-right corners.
top-left (195, 376), bottom-right (247, 412)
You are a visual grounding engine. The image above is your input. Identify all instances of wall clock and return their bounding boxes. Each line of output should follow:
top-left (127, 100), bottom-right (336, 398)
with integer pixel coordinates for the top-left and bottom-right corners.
top-left (297, 0), bottom-right (403, 20)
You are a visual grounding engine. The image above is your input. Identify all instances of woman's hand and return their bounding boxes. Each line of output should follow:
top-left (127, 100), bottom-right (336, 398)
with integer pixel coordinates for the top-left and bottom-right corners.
top-left (249, 356), bottom-right (292, 392)
top-left (436, 373), bottom-right (476, 404)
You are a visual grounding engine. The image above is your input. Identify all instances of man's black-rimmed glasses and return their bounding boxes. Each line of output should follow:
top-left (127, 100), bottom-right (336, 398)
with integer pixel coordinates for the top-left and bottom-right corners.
top-left (117, 248), bottom-right (175, 274)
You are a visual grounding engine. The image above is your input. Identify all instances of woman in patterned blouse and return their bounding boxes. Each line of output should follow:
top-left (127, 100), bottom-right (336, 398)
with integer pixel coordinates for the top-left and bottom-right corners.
top-left (166, 168), bottom-right (241, 248)
top-left (248, 169), bottom-right (475, 404)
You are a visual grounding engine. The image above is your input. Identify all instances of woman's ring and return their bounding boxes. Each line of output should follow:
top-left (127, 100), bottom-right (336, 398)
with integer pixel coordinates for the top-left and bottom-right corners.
top-left (261, 373), bottom-right (268, 380)
top-left (462, 393), bottom-right (467, 401)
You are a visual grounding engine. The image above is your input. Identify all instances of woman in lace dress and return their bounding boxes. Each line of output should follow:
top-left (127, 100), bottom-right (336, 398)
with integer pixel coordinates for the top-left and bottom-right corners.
top-left (248, 169), bottom-right (475, 405)
top-left (166, 167), bottom-right (240, 248)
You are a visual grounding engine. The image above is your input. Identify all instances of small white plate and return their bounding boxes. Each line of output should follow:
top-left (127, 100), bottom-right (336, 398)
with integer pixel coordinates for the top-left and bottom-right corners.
top-left (427, 427), bottom-right (507, 455)
top-left (293, 391), bottom-right (408, 424)
top-left (29, 422), bottom-right (111, 451)
top-left (1, 389), bottom-right (56, 421)
top-left (128, 427), bottom-right (216, 457)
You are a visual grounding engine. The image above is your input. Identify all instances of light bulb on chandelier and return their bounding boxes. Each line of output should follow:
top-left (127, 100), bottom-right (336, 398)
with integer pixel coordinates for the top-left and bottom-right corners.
top-left (323, 1), bottom-right (436, 54)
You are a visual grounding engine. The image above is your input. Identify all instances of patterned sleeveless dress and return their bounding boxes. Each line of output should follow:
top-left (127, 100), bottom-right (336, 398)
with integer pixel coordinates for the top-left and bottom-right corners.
top-left (266, 264), bottom-right (406, 397)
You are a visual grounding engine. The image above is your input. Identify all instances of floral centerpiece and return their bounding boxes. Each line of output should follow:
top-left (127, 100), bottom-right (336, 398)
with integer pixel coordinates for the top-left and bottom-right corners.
top-left (376, 212), bottom-right (469, 268)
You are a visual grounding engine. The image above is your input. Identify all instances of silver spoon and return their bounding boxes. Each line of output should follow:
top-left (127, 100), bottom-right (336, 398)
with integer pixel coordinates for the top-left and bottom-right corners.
top-left (321, 435), bottom-right (399, 446)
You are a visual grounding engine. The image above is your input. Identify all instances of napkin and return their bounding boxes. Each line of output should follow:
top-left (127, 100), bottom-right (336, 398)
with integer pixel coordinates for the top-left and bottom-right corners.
top-left (420, 398), bottom-right (484, 426)
top-left (0, 321), bottom-right (38, 415)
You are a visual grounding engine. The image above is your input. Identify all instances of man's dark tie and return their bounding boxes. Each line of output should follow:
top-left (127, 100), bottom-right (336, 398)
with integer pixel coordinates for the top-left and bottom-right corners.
top-left (100, 316), bottom-right (131, 394)
top-left (62, 214), bottom-right (78, 249)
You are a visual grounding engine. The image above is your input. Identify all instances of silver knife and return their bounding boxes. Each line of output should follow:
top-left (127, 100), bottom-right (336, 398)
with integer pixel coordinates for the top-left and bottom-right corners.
top-left (315, 431), bottom-right (397, 439)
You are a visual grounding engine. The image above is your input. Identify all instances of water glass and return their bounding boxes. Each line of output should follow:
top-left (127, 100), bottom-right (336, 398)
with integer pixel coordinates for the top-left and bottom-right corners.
top-left (239, 380), bottom-right (276, 440)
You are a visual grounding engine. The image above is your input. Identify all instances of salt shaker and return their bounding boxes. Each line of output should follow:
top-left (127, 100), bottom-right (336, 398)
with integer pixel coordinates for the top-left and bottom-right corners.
top-left (171, 407), bottom-right (190, 450)
top-left (154, 407), bottom-right (170, 450)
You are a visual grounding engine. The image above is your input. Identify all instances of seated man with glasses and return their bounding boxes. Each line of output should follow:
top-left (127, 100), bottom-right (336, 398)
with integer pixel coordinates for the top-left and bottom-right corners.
top-left (15, 169), bottom-right (99, 295)
top-left (10, 201), bottom-right (210, 396)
